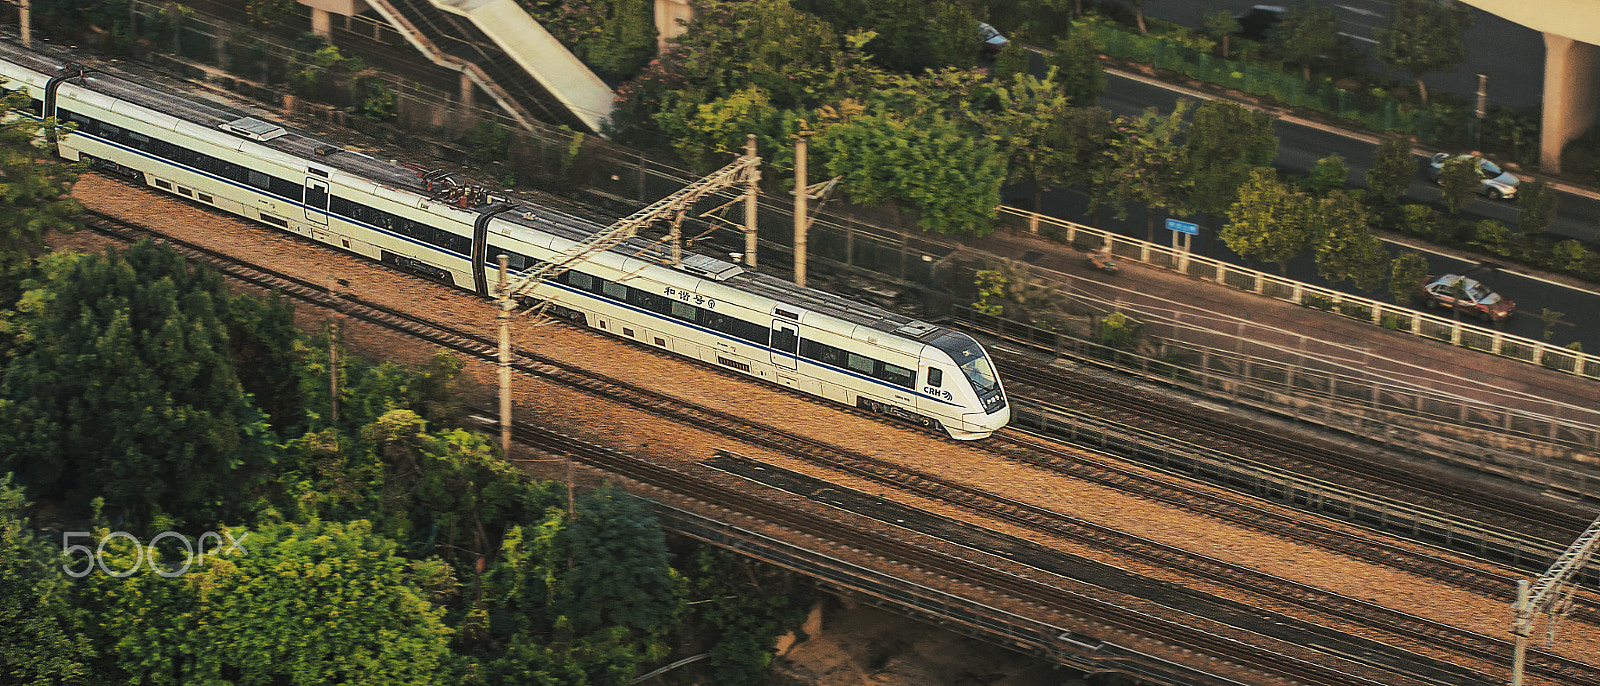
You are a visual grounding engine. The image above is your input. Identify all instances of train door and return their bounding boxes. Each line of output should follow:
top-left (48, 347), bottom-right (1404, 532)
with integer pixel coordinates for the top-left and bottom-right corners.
top-left (770, 320), bottom-right (798, 370)
top-left (303, 178), bottom-right (329, 225)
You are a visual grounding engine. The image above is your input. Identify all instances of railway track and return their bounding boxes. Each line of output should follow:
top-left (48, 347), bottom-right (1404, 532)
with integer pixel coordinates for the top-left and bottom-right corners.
top-left (994, 351), bottom-right (1595, 542)
top-left (76, 205), bottom-right (1600, 686)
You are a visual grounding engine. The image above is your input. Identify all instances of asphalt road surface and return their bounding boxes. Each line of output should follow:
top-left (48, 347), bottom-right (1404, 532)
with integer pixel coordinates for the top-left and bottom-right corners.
top-left (1009, 64), bottom-right (1600, 350)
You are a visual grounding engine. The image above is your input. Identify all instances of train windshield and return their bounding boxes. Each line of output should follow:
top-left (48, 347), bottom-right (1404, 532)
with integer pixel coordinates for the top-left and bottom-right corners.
top-left (931, 333), bottom-right (999, 395)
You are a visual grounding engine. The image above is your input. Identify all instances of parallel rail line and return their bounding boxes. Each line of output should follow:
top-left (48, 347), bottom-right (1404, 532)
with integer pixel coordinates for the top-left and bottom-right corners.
top-left (77, 206), bottom-right (1598, 686)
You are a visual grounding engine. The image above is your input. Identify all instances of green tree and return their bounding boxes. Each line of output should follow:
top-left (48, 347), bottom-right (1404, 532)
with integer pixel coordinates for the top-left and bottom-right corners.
top-left (866, 0), bottom-right (938, 73)
top-left (1373, 0), bottom-right (1472, 106)
top-left (0, 243), bottom-right (275, 528)
top-left (225, 292), bottom-right (307, 434)
top-left (655, 84), bottom-right (780, 172)
top-left (244, 0), bottom-right (297, 27)
top-left (485, 483), bottom-right (685, 684)
top-left (1222, 168), bottom-right (1314, 274)
top-left (1389, 251), bottom-right (1429, 304)
top-left (87, 518), bottom-right (453, 686)
top-left (1201, 9), bottom-right (1240, 58)
top-left (1185, 100), bottom-right (1278, 240)
top-left (0, 84), bottom-right (81, 278)
top-left (925, 0), bottom-right (983, 70)
top-left (1516, 178), bottom-right (1558, 241)
top-left (683, 547), bottom-right (815, 686)
top-left (1437, 155), bottom-right (1480, 221)
top-left (1365, 137), bottom-right (1415, 208)
top-left (1311, 191), bottom-right (1387, 291)
top-left (1470, 218), bottom-right (1515, 257)
top-left (1093, 102), bottom-right (1192, 240)
top-left (1552, 240), bottom-right (1594, 273)
top-left (972, 268), bottom-right (1008, 315)
top-left (469, 120), bottom-right (511, 162)
top-left (1306, 153), bottom-right (1347, 195)
top-left (983, 69), bottom-right (1072, 216)
top-left (816, 110), bottom-right (1006, 236)
top-left (0, 475), bottom-right (93, 686)
top-left (991, 42), bottom-right (1031, 83)
top-left (1273, 0), bottom-right (1339, 82)
top-left (581, 0), bottom-right (659, 81)
top-left (1049, 106), bottom-right (1115, 223)
top-left (1049, 30), bottom-right (1106, 106)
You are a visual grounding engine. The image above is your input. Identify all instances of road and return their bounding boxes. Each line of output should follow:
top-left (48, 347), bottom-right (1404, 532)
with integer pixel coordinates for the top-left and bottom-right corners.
top-left (1136, 0), bottom-right (1546, 108)
top-left (1008, 59), bottom-right (1600, 350)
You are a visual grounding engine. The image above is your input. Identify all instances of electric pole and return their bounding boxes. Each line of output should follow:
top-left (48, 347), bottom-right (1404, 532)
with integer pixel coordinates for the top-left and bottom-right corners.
top-left (497, 254), bottom-right (511, 456)
top-left (327, 276), bottom-right (339, 425)
top-left (743, 134), bottom-right (759, 269)
top-left (1509, 511), bottom-right (1600, 685)
top-left (794, 135), bottom-right (808, 288)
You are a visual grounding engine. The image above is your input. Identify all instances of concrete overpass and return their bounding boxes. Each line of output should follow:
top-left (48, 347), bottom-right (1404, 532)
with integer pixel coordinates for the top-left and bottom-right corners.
top-left (1460, 0), bottom-right (1600, 173)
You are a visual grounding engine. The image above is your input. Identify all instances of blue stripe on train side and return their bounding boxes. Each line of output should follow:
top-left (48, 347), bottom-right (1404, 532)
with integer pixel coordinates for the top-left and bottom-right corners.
top-left (63, 129), bottom-right (471, 261)
top-left (65, 127), bottom-right (967, 411)
top-left (540, 280), bottom-right (965, 409)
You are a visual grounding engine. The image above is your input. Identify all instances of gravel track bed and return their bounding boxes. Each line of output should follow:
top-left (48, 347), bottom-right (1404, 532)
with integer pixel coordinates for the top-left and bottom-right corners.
top-left (63, 173), bottom-right (1600, 682)
top-left (998, 354), bottom-right (1592, 542)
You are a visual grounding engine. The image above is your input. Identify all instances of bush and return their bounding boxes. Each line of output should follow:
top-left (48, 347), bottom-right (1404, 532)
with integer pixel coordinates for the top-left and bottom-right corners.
top-left (1550, 240), bottom-right (1596, 277)
top-left (468, 120), bottom-right (509, 162)
top-left (1099, 311), bottom-right (1140, 349)
top-left (1301, 292), bottom-right (1335, 311)
top-left (1396, 204), bottom-right (1443, 240)
top-left (1469, 218), bottom-right (1515, 258)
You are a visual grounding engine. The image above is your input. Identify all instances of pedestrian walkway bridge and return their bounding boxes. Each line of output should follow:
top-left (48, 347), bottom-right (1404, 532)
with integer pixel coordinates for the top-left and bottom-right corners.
top-left (357, 0), bottom-right (613, 133)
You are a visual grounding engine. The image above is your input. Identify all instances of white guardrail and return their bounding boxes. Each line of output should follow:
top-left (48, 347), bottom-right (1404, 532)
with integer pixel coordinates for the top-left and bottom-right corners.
top-left (998, 206), bottom-right (1600, 380)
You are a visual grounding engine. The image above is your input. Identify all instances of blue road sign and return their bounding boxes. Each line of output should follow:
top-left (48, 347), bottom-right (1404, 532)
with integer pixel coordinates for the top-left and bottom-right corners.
top-left (1166, 218), bottom-right (1199, 235)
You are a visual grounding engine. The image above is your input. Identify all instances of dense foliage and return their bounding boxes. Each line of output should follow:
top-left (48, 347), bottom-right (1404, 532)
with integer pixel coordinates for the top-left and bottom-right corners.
top-left (0, 241), bottom-right (813, 685)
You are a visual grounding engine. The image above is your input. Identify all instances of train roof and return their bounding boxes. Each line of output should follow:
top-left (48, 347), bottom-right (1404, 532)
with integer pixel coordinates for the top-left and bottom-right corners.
top-left (0, 40), bottom-right (956, 344)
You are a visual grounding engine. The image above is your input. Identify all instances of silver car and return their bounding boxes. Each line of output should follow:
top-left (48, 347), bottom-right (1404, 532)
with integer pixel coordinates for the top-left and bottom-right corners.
top-left (978, 23), bottom-right (1008, 55)
top-left (1426, 153), bottom-right (1519, 200)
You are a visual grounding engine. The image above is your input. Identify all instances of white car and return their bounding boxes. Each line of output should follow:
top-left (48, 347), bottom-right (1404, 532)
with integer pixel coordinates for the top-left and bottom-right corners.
top-left (1426, 153), bottom-right (1519, 200)
top-left (978, 23), bottom-right (1008, 55)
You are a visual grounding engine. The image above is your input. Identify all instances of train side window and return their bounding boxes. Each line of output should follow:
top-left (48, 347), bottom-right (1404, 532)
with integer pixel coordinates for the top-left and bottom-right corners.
top-left (247, 170), bottom-right (271, 191)
top-left (802, 339), bottom-right (843, 367)
top-left (128, 132), bottom-right (149, 149)
top-left (670, 301), bottom-right (696, 322)
top-left (568, 271), bottom-right (593, 290)
top-left (881, 363), bottom-right (915, 389)
top-left (28, 99), bottom-right (42, 117)
top-left (489, 247), bottom-right (531, 271)
top-left (601, 280), bottom-right (627, 300)
top-left (926, 367), bottom-right (943, 388)
top-left (100, 123), bottom-right (120, 140)
top-left (846, 353), bottom-right (875, 375)
top-left (738, 319), bottom-right (767, 344)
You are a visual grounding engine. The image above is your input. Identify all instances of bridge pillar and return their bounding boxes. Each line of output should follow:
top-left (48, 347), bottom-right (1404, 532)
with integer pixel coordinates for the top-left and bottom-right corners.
top-left (459, 71), bottom-right (476, 112)
top-left (1540, 32), bottom-right (1600, 174)
top-left (654, 0), bottom-right (692, 52)
top-left (310, 8), bottom-right (332, 40)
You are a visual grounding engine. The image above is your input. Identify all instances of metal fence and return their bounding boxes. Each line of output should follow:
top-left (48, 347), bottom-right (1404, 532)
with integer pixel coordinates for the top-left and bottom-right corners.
top-left (956, 303), bottom-right (1600, 497)
top-left (50, 3), bottom-right (1600, 485)
top-left (995, 206), bottom-right (1600, 378)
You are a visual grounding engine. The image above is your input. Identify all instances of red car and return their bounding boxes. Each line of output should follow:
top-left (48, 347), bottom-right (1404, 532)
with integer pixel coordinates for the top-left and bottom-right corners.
top-left (1418, 274), bottom-right (1516, 322)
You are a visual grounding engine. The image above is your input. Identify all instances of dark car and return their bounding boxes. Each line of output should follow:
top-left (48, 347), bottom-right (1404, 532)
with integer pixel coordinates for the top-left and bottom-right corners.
top-left (1418, 274), bottom-right (1516, 322)
top-left (1234, 5), bottom-right (1285, 41)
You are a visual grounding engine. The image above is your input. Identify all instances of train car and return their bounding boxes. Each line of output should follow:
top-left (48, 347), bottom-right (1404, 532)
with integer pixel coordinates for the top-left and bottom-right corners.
top-left (0, 40), bottom-right (1009, 439)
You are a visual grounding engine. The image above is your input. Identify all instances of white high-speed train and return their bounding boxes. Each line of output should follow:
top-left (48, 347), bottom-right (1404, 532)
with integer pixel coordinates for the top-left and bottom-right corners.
top-left (0, 41), bottom-right (1009, 439)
